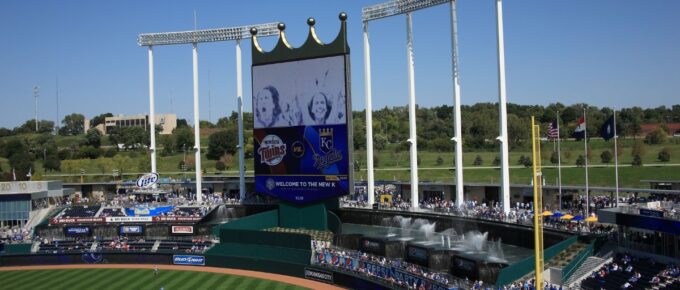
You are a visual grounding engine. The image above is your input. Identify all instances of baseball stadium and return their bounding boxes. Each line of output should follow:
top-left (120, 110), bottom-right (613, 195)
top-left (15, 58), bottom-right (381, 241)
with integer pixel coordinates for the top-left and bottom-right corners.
top-left (2, 1), bottom-right (680, 290)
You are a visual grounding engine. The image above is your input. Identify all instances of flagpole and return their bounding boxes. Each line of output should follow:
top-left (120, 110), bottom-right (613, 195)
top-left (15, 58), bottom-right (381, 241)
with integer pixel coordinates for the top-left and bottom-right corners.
top-left (557, 111), bottom-right (562, 211)
top-left (583, 108), bottom-right (590, 216)
top-left (614, 110), bottom-right (620, 207)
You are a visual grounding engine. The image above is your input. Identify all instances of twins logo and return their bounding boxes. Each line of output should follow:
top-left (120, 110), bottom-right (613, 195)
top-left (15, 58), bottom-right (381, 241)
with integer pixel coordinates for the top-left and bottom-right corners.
top-left (319, 128), bottom-right (334, 153)
top-left (258, 135), bottom-right (286, 166)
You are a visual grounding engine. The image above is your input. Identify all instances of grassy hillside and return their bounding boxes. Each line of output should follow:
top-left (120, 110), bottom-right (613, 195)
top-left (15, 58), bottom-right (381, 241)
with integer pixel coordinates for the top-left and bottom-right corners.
top-left (16, 136), bottom-right (676, 188)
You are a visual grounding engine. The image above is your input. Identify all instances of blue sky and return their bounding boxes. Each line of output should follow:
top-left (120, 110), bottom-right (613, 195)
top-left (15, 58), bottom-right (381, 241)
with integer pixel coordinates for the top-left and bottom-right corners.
top-left (0, 0), bottom-right (678, 128)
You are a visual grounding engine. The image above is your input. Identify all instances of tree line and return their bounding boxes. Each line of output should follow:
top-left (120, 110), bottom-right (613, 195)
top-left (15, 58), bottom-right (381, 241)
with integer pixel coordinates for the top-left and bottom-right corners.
top-left (0, 103), bottom-right (678, 181)
top-left (352, 103), bottom-right (680, 152)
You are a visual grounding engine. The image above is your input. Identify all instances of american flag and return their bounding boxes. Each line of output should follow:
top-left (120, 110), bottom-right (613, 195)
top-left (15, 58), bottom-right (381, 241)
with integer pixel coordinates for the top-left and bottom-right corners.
top-left (547, 120), bottom-right (559, 140)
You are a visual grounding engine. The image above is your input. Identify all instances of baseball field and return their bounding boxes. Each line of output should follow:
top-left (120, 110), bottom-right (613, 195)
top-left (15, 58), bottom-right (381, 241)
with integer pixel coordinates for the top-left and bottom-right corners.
top-left (0, 265), bottom-right (343, 290)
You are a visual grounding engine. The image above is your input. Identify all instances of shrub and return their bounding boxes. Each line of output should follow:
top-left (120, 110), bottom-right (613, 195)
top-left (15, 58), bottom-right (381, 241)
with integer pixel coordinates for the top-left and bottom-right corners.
top-left (473, 155), bottom-right (483, 166)
top-left (104, 148), bottom-right (117, 158)
top-left (658, 148), bottom-right (671, 162)
top-left (576, 155), bottom-right (586, 167)
top-left (550, 151), bottom-right (559, 164)
top-left (600, 150), bottom-right (612, 163)
top-left (632, 154), bottom-right (643, 166)
top-left (215, 161), bottom-right (226, 171)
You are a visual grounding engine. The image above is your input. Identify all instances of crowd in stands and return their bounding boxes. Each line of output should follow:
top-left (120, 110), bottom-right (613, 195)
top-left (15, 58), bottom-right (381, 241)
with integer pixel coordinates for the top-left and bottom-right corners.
top-left (580, 253), bottom-right (679, 290)
top-left (487, 278), bottom-right (564, 290)
top-left (157, 238), bottom-right (213, 253)
top-left (101, 236), bottom-right (153, 252)
top-left (313, 246), bottom-right (457, 289)
top-left (0, 227), bottom-right (31, 243)
top-left (38, 237), bottom-right (92, 254)
top-left (162, 206), bottom-right (208, 218)
top-left (90, 205), bottom-right (209, 219)
top-left (98, 207), bottom-right (126, 217)
top-left (342, 195), bottom-right (614, 235)
top-left (31, 199), bottom-right (50, 210)
top-left (35, 235), bottom-right (214, 254)
top-left (58, 205), bottom-right (100, 218)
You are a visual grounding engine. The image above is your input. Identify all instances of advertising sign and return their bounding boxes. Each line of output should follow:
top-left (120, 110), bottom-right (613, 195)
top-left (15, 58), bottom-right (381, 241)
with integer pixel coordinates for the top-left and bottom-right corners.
top-left (406, 245), bottom-right (429, 266)
top-left (304, 267), bottom-right (334, 284)
top-left (639, 208), bottom-right (664, 218)
top-left (155, 216), bottom-right (202, 222)
top-left (106, 216), bottom-right (153, 223)
top-left (136, 173), bottom-right (159, 188)
top-left (171, 226), bottom-right (194, 234)
top-left (173, 255), bottom-right (205, 266)
top-left (359, 237), bottom-right (385, 256)
top-left (64, 226), bottom-right (91, 236)
top-left (120, 225), bottom-right (144, 235)
top-left (51, 217), bottom-right (105, 224)
top-left (253, 55), bottom-right (351, 204)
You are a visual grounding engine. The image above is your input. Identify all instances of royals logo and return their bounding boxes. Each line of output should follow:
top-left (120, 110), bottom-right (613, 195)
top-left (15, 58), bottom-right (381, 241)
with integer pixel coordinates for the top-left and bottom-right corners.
top-left (319, 128), bottom-right (334, 153)
top-left (313, 128), bottom-right (342, 170)
top-left (258, 135), bottom-right (286, 166)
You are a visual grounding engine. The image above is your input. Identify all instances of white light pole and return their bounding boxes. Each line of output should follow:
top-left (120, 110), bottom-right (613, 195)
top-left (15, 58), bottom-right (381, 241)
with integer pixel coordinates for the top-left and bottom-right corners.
top-left (584, 107), bottom-right (589, 216)
top-left (147, 46), bottom-right (157, 175)
top-left (33, 86), bottom-right (40, 132)
top-left (362, 0), bottom-right (453, 209)
top-left (406, 12), bottom-right (419, 209)
top-left (55, 78), bottom-right (60, 133)
top-left (495, 0), bottom-right (511, 213)
top-left (363, 21), bottom-right (375, 207)
top-left (450, 0), bottom-right (464, 207)
top-left (192, 43), bottom-right (202, 203)
top-left (138, 22), bottom-right (279, 203)
top-left (236, 40), bottom-right (246, 202)
top-left (613, 110), bottom-right (619, 207)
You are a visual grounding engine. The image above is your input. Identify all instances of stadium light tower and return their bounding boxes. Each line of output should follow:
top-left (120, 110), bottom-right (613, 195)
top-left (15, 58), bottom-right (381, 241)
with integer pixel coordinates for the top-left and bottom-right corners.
top-left (138, 23), bottom-right (278, 203)
top-left (362, 0), bottom-right (453, 209)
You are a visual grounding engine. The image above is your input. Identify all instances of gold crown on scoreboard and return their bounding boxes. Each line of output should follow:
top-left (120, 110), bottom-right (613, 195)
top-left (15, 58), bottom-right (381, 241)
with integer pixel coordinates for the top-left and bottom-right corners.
top-left (250, 12), bottom-right (349, 65)
top-left (319, 128), bottom-right (333, 137)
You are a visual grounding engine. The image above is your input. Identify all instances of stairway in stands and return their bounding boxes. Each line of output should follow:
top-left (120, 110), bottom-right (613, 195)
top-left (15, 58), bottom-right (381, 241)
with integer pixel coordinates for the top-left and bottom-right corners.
top-left (564, 256), bottom-right (610, 287)
top-left (24, 206), bottom-right (54, 232)
top-left (152, 240), bottom-right (161, 252)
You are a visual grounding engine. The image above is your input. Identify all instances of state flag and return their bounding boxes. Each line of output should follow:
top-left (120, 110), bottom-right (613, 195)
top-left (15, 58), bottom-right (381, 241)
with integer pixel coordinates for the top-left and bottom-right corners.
top-left (600, 115), bottom-right (615, 141)
top-left (572, 116), bottom-right (586, 140)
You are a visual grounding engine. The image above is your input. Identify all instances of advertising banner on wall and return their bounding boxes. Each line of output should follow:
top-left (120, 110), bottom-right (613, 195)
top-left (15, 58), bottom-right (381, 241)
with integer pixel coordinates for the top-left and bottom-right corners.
top-left (171, 225), bottom-right (194, 234)
top-left (106, 216), bottom-right (153, 223)
top-left (64, 226), bottom-right (91, 236)
top-left (253, 55), bottom-right (351, 204)
top-left (119, 225), bottom-right (144, 235)
top-left (173, 255), bottom-right (205, 266)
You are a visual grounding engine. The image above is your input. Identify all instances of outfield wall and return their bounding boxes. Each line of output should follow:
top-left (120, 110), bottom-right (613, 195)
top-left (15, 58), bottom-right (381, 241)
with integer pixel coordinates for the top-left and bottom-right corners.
top-left (0, 252), bottom-right (173, 266)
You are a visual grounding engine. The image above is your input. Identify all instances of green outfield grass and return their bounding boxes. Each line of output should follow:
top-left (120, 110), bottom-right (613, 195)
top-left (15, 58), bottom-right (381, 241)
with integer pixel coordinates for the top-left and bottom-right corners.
top-left (0, 268), bottom-right (309, 290)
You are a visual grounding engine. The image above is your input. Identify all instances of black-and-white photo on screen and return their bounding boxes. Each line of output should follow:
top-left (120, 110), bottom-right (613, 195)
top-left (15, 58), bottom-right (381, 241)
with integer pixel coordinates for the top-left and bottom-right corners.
top-left (253, 55), bottom-right (347, 129)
